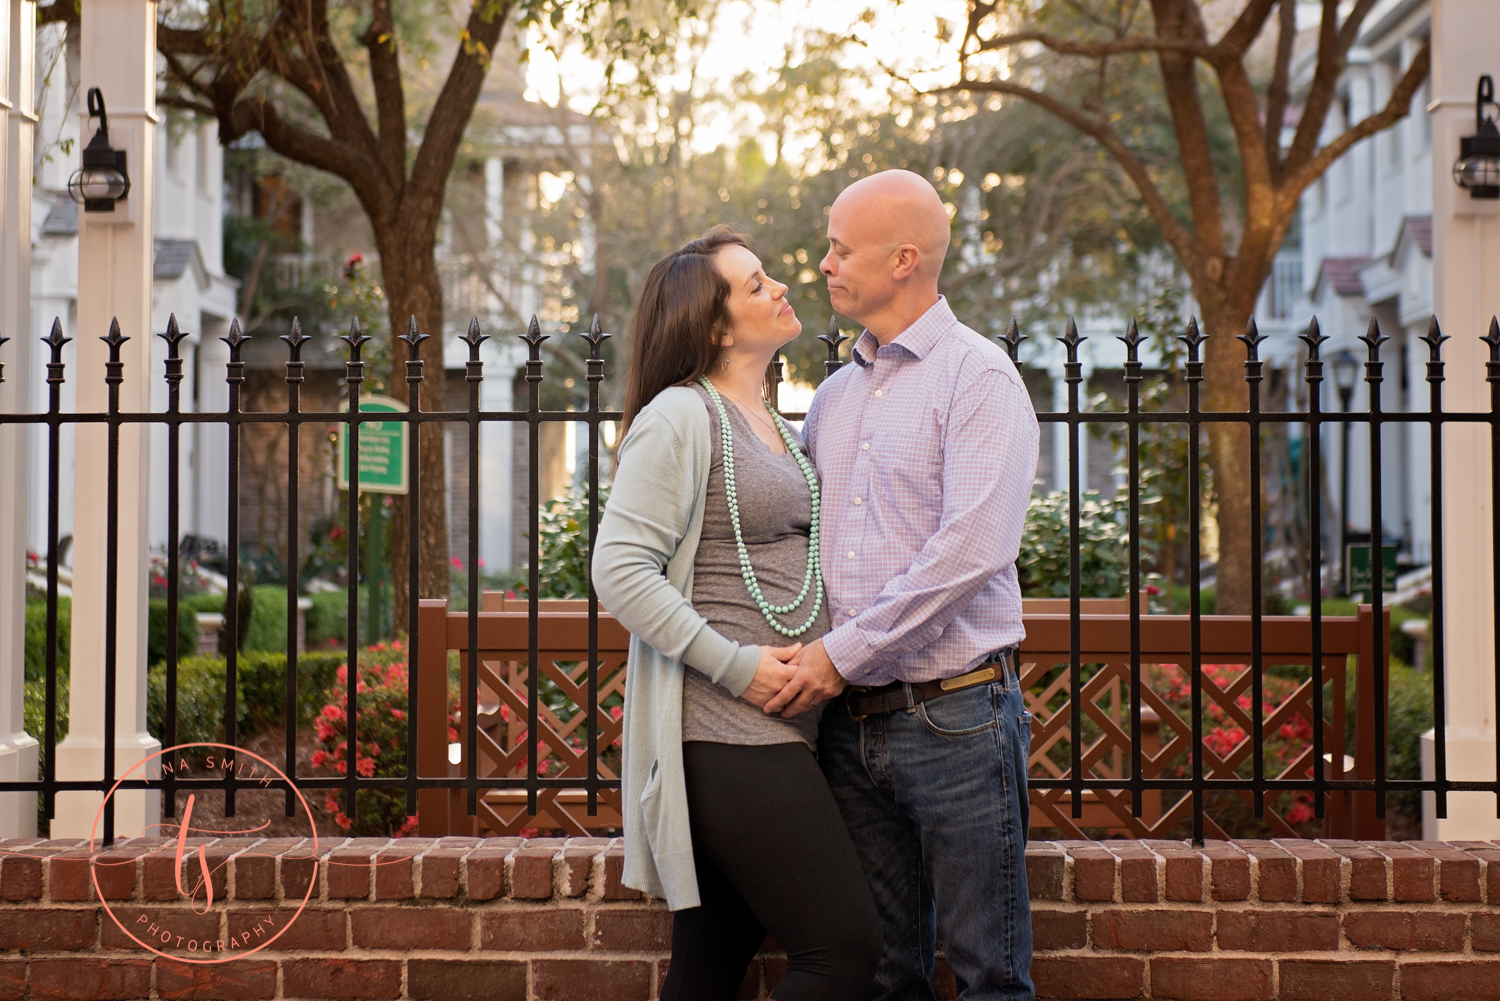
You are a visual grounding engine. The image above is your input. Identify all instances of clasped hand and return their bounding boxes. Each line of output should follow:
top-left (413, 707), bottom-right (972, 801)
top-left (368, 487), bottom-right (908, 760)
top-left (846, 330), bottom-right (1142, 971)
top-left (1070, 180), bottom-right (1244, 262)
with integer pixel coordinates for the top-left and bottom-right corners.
top-left (740, 638), bottom-right (847, 719)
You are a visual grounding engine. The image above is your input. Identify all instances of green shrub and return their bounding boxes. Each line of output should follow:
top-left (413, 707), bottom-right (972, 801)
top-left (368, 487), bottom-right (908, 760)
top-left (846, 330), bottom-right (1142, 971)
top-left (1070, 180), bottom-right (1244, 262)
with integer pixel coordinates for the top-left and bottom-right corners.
top-left (1019, 489), bottom-right (1160, 599)
top-left (23, 597), bottom-right (70, 684)
top-left (147, 600), bottom-right (200, 668)
top-left (244, 585), bottom-right (290, 653)
top-left (146, 650), bottom-right (346, 747)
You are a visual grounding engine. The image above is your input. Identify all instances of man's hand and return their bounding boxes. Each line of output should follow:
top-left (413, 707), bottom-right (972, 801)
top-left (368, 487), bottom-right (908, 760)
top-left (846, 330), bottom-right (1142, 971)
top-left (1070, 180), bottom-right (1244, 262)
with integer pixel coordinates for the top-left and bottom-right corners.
top-left (763, 638), bottom-right (846, 718)
top-left (738, 643), bottom-right (802, 708)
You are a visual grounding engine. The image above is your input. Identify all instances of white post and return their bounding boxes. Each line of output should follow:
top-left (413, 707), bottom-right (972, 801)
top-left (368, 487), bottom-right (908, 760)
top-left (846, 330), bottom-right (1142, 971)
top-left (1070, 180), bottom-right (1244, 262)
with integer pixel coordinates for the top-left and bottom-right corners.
top-left (53, 0), bottom-right (161, 839)
top-left (0, 0), bottom-right (40, 838)
top-left (1421, 0), bottom-right (1500, 839)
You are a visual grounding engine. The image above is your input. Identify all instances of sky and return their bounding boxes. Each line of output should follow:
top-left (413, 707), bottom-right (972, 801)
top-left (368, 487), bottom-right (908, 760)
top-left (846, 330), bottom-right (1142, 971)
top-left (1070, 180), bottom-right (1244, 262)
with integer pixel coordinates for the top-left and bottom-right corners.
top-left (520, 0), bottom-right (976, 156)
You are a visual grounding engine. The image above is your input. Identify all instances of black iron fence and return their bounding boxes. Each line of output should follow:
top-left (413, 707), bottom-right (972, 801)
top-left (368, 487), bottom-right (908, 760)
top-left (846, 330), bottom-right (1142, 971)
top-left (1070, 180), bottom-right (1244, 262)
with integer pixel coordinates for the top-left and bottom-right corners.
top-left (3, 309), bottom-right (1499, 845)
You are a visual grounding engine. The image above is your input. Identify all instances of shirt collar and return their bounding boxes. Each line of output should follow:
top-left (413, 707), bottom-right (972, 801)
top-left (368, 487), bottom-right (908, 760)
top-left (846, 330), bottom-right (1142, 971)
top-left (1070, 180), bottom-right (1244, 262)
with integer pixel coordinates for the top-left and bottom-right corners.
top-left (851, 296), bottom-right (956, 367)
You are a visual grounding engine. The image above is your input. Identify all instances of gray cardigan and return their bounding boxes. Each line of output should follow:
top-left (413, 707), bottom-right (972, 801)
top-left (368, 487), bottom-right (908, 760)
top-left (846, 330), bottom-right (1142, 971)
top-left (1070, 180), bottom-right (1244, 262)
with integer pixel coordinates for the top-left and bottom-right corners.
top-left (591, 385), bottom-right (761, 910)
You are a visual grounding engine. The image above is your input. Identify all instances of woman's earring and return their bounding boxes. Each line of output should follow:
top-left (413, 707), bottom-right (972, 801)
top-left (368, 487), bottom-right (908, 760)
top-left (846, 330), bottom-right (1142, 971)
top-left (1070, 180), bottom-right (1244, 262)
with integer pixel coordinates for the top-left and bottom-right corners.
top-left (720, 356), bottom-right (730, 372)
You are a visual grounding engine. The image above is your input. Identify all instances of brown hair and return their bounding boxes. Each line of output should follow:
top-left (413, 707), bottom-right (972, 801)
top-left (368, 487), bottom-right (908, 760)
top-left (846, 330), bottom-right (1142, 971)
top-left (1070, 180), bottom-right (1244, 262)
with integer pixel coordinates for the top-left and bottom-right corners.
top-left (621, 225), bottom-right (750, 437)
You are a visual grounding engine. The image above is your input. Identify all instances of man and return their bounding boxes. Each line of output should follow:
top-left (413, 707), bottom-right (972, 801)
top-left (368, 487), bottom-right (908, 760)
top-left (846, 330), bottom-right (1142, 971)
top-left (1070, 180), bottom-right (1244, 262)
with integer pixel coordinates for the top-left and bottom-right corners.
top-left (765, 169), bottom-right (1040, 1000)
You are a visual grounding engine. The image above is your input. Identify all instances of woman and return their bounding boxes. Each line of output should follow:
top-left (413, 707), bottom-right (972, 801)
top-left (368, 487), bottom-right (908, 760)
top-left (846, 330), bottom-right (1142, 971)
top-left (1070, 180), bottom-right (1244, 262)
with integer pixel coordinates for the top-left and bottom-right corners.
top-left (593, 226), bottom-right (881, 1001)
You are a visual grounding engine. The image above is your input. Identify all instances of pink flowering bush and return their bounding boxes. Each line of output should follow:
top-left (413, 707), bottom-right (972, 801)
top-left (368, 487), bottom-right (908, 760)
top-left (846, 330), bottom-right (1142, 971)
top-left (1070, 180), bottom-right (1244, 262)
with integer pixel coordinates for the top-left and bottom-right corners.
top-left (311, 640), bottom-right (459, 836)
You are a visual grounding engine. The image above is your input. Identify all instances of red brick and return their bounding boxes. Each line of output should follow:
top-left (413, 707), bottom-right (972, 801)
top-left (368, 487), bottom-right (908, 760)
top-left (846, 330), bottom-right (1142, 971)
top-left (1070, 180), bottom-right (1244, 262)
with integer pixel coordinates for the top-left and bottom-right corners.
top-left (593, 908), bottom-right (673, 950)
top-left (1160, 851), bottom-right (1204, 901)
top-left (466, 849), bottom-right (509, 901)
top-left (1343, 910), bottom-right (1465, 951)
top-left (101, 906), bottom-right (220, 952)
top-left (512, 847), bottom-right (556, 899)
top-left (283, 958), bottom-right (403, 1000)
top-left (372, 850), bottom-right (415, 899)
top-left (420, 849), bottom-right (465, 898)
top-left (1031, 908), bottom-right (1087, 950)
top-left (326, 850), bottom-right (375, 899)
top-left (408, 959), bottom-right (528, 1001)
top-left (156, 958), bottom-right (277, 1000)
top-left (1092, 909), bottom-right (1211, 951)
top-left (1338, 848), bottom-right (1387, 901)
top-left (1070, 849), bottom-right (1115, 901)
top-left (1, 852), bottom-right (43, 899)
top-left (1119, 855), bottom-right (1158, 902)
top-left (532, 959), bottom-right (653, 1001)
top-left (1026, 849), bottom-right (1065, 900)
top-left (1149, 957), bottom-right (1271, 1001)
top-left (1277, 959), bottom-right (1395, 1001)
top-left (280, 851), bottom-right (318, 900)
top-left (1399, 961), bottom-right (1500, 1001)
top-left (480, 909), bottom-right (586, 951)
top-left (1278, 841), bottom-right (1344, 903)
top-left (1486, 851), bottom-right (1500, 902)
top-left (47, 850), bottom-right (93, 902)
top-left (1203, 843), bottom-right (1251, 901)
top-left (1475, 912), bottom-right (1500, 951)
top-left (1233, 842), bottom-right (1297, 901)
top-left (230, 850), bottom-right (277, 900)
top-left (1215, 909), bottom-right (1338, 952)
top-left (143, 851), bottom-right (184, 901)
top-left (1029, 956), bottom-right (1144, 999)
top-left (28, 958), bottom-right (151, 1001)
top-left (1385, 851), bottom-right (1435, 901)
top-left (227, 908), bottom-right (345, 951)
top-left (601, 847), bottom-right (641, 901)
top-left (196, 846), bottom-right (232, 903)
top-left (0, 960), bottom-right (23, 1001)
top-left (0, 908), bottom-right (95, 950)
top-left (1438, 855), bottom-right (1481, 901)
top-left (351, 906), bottom-right (471, 950)
top-left (560, 847), bottom-right (595, 897)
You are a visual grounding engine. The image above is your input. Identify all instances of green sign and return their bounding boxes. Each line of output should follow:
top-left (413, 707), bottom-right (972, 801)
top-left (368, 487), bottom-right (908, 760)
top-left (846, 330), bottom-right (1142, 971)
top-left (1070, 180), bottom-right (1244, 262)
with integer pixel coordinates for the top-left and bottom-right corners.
top-left (1346, 544), bottom-right (1398, 594)
top-left (337, 395), bottom-right (409, 495)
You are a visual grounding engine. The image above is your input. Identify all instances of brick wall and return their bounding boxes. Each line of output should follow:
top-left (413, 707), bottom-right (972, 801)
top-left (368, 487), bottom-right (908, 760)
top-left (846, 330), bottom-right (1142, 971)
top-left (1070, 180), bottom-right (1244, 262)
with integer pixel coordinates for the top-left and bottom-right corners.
top-left (0, 837), bottom-right (1497, 1000)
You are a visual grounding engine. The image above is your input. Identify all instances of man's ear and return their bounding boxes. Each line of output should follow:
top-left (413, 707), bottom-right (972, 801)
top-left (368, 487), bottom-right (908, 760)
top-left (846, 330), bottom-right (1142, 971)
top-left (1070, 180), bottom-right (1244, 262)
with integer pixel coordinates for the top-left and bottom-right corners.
top-left (891, 245), bottom-right (921, 281)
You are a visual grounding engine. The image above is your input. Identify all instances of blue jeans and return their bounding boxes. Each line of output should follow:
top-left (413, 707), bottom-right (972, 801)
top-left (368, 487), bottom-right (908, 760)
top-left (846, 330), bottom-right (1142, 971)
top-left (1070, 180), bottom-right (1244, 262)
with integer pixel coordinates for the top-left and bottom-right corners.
top-left (818, 672), bottom-right (1034, 1001)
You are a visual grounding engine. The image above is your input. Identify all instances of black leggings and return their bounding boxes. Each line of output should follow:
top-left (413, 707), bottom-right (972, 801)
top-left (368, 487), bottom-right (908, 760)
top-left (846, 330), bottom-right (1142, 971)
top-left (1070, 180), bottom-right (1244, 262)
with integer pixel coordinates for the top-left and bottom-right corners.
top-left (662, 741), bottom-right (882, 1001)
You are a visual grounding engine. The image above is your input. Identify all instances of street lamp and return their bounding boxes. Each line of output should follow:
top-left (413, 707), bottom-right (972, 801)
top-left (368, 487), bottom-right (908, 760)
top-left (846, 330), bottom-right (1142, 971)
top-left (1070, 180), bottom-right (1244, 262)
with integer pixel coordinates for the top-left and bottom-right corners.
top-left (67, 88), bottom-right (130, 212)
top-left (1453, 75), bottom-right (1500, 199)
top-left (1330, 351), bottom-right (1360, 596)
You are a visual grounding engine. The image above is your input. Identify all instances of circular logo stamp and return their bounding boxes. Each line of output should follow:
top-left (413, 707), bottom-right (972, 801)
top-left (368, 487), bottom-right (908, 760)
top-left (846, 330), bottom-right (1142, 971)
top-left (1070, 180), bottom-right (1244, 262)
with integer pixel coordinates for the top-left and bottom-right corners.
top-left (91, 742), bottom-right (320, 963)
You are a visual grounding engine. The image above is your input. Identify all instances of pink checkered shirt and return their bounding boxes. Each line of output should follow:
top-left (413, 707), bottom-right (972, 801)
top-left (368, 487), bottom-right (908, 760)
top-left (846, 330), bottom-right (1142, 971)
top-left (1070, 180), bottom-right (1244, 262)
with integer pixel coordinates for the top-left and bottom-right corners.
top-left (804, 296), bottom-right (1040, 685)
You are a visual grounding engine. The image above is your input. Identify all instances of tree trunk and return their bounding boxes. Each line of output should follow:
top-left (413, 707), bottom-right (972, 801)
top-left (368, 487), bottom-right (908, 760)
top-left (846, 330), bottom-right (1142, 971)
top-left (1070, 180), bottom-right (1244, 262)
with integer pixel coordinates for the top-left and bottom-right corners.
top-left (1200, 294), bottom-right (1260, 615)
top-left (375, 225), bottom-right (451, 627)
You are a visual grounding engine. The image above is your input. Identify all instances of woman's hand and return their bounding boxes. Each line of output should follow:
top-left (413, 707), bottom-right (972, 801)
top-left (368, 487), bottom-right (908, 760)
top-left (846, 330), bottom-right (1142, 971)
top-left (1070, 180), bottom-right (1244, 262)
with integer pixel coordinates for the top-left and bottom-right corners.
top-left (738, 643), bottom-right (802, 708)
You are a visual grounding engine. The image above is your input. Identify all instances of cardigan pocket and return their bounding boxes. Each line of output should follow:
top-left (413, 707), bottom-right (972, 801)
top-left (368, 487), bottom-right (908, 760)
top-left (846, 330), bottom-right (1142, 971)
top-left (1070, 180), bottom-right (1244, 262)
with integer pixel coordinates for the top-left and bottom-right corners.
top-left (638, 758), bottom-right (665, 840)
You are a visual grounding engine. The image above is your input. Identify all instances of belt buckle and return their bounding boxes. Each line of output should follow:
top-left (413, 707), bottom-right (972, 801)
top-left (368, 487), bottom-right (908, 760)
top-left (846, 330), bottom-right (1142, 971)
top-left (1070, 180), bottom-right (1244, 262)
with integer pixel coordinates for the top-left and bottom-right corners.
top-left (846, 685), bottom-right (879, 722)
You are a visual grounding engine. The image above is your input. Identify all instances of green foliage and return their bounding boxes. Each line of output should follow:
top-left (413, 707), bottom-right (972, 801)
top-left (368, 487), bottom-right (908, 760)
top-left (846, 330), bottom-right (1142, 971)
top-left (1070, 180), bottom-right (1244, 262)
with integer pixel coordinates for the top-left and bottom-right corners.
top-left (23, 597), bottom-right (69, 684)
top-left (147, 600), bottom-right (200, 668)
top-left (1019, 490), bottom-right (1160, 599)
top-left (306, 590), bottom-right (352, 649)
top-left (504, 484), bottom-right (611, 601)
top-left (145, 650), bottom-right (346, 748)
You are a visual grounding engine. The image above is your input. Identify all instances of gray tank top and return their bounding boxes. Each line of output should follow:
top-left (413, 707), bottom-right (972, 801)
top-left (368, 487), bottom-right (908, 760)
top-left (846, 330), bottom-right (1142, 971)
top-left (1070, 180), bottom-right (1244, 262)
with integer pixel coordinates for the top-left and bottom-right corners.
top-left (683, 383), bottom-right (829, 747)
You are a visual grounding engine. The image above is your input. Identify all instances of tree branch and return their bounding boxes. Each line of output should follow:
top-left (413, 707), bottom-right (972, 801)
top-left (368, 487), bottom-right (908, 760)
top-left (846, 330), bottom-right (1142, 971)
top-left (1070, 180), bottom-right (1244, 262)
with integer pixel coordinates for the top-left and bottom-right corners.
top-left (361, 0), bottom-right (408, 190)
top-left (940, 77), bottom-right (1197, 268)
top-left (1262, 0), bottom-right (1297, 169)
top-left (969, 29), bottom-right (1211, 59)
top-left (1283, 39), bottom-right (1430, 206)
top-left (1148, 0), bottom-right (1226, 263)
top-left (1283, 0), bottom-right (1351, 175)
top-left (1212, 0), bottom-right (1277, 59)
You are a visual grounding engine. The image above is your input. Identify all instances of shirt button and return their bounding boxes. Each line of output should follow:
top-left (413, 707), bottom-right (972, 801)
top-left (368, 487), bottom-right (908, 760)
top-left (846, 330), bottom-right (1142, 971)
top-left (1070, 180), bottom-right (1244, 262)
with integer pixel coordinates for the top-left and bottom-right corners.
top-left (874, 389), bottom-right (883, 398)
top-left (846, 608), bottom-right (857, 616)
top-left (847, 551), bottom-right (856, 559)
top-left (853, 497), bottom-right (863, 506)
top-left (861, 442), bottom-right (870, 451)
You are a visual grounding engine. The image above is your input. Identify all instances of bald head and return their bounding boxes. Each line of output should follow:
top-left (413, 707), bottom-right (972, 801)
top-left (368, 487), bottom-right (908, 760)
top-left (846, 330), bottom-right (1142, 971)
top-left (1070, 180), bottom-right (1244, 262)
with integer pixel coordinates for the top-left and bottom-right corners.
top-left (833, 170), bottom-right (951, 279)
top-left (820, 169), bottom-right (951, 341)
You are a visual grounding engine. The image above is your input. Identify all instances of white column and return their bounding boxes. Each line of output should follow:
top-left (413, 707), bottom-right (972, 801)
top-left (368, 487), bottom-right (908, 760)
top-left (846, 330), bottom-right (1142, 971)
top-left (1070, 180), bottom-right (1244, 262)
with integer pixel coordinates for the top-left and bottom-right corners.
top-left (1421, 0), bottom-right (1500, 840)
top-left (0, 0), bottom-right (40, 838)
top-left (479, 339), bottom-right (514, 574)
top-left (53, 0), bottom-right (161, 838)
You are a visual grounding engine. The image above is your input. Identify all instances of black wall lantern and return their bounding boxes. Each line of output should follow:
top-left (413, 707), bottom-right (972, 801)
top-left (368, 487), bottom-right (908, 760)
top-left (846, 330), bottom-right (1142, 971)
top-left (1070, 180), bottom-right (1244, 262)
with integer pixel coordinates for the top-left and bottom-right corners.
top-left (1454, 75), bottom-right (1500, 199)
top-left (67, 88), bottom-right (131, 212)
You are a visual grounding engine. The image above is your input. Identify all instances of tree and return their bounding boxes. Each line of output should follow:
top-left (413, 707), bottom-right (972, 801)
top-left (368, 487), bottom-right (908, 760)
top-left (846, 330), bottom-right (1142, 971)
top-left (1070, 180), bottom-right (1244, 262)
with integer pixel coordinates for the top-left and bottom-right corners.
top-left (930, 0), bottom-right (1430, 613)
top-left (38, 0), bottom-right (675, 617)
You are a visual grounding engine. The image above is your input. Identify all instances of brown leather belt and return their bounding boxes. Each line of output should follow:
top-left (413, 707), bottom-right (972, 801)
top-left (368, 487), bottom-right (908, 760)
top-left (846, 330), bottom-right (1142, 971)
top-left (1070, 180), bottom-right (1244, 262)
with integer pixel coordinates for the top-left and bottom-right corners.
top-left (844, 648), bottom-right (1018, 721)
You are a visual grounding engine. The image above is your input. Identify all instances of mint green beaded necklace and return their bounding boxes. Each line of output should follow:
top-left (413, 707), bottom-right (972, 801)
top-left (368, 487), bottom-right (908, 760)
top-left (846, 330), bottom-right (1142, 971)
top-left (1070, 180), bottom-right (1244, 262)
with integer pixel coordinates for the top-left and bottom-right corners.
top-left (698, 376), bottom-right (825, 637)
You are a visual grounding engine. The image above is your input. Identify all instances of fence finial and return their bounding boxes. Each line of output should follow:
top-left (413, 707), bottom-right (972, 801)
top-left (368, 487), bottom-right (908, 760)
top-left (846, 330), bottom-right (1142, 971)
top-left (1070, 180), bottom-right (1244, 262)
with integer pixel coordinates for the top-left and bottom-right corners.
top-left (1483, 317), bottom-right (1500, 384)
top-left (580, 314), bottom-right (610, 356)
top-left (1420, 316), bottom-right (1448, 386)
top-left (159, 313), bottom-right (190, 394)
top-left (341, 317), bottom-right (370, 390)
top-left (819, 315), bottom-right (848, 377)
top-left (281, 317), bottom-right (311, 386)
top-left (999, 316), bottom-right (1027, 370)
top-left (1299, 316), bottom-right (1327, 385)
top-left (1118, 317), bottom-right (1143, 384)
top-left (1177, 316), bottom-right (1205, 384)
top-left (1238, 315), bottom-right (1266, 385)
top-left (400, 315), bottom-right (429, 388)
top-left (43, 318), bottom-right (70, 392)
top-left (1360, 316), bottom-right (1389, 386)
top-left (461, 316), bottom-right (488, 384)
top-left (102, 317), bottom-right (129, 391)
top-left (0, 331), bottom-right (7, 386)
